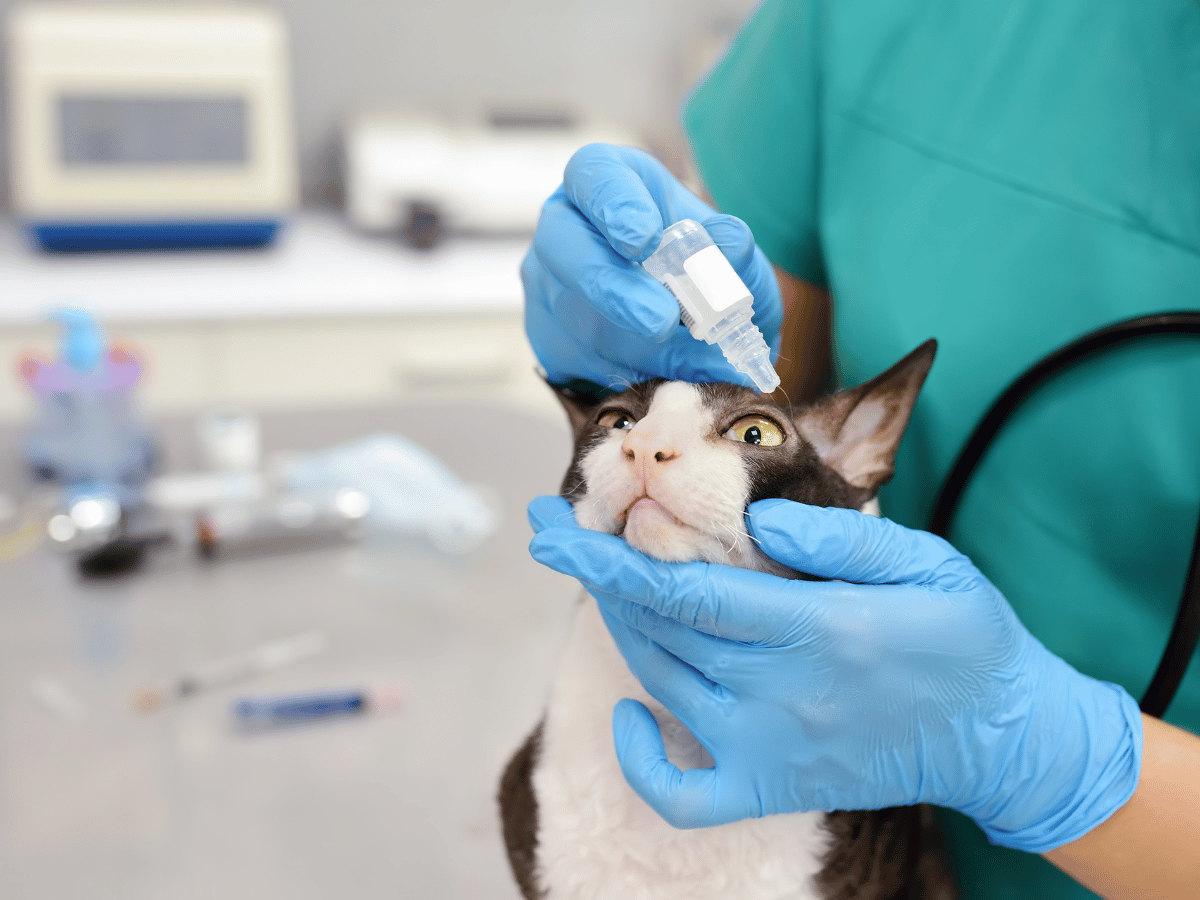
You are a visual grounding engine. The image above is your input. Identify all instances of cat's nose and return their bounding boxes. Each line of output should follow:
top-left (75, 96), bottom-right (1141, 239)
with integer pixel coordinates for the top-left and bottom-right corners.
top-left (623, 425), bottom-right (681, 469)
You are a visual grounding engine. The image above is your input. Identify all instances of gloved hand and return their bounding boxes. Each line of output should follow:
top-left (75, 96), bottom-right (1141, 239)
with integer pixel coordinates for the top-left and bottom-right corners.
top-left (527, 494), bottom-right (1143, 854)
top-left (522, 143), bottom-right (782, 391)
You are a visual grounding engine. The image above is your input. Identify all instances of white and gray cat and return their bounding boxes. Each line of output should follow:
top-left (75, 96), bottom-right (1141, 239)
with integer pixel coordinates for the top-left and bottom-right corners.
top-left (500, 340), bottom-right (957, 900)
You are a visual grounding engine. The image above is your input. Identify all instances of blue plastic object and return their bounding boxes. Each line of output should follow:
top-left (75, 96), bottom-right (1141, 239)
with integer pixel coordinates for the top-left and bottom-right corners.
top-left (22, 309), bottom-right (155, 508)
top-left (233, 689), bottom-right (367, 726)
top-left (527, 494), bottom-right (1142, 854)
top-left (30, 219), bottom-right (282, 252)
top-left (52, 308), bottom-right (105, 372)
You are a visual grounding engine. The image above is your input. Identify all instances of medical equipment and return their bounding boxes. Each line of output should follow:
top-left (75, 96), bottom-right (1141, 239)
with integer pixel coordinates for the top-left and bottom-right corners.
top-left (931, 311), bottom-right (1200, 719)
top-left (232, 687), bottom-right (400, 728)
top-left (196, 489), bottom-right (370, 559)
top-left (22, 309), bottom-right (155, 511)
top-left (8, 4), bottom-right (297, 251)
top-left (643, 219), bottom-right (780, 394)
top-left (345, 113), bottom-right (638, 247)
top-left (134, 632), bottom-right (328, 712)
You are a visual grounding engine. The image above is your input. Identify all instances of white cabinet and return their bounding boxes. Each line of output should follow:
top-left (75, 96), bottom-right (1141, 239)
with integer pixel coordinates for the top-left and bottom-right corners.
top-left (0, 213), bottom-right (561, 423)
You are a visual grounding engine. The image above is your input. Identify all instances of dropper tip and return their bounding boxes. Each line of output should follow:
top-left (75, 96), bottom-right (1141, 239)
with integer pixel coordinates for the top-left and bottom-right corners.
top-left (745, 360), bottom-right (781, 394)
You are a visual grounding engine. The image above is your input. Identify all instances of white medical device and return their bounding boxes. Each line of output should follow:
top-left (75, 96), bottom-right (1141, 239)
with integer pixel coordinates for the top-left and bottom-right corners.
top-left (345, 113), bottom-right (639, 247)
top-left (7, 4), bottom-right (298, 251)
top-left (643, 219), bottom-right (780, 394)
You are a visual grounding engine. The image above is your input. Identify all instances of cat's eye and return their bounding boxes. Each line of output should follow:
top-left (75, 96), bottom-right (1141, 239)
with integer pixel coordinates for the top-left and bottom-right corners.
top-left (724, 415), bottom-right (785, 447)
top-left (597, 410), bottom-right (636, 431)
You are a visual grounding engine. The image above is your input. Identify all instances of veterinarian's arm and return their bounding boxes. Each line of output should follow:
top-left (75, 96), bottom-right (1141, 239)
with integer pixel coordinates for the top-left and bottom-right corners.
top-left (1043, 714), bottom-right (1200, 900)
top-left (771, 266), bottom-right (831, 403)
top-left (521, 143), bottom-right (783, 390)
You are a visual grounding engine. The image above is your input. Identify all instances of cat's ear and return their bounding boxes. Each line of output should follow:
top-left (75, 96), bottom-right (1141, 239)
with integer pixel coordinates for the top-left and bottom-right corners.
top-left (795, 339), bottom-right (936, 493)
top-left (548, 383), bottom-right (597, 440)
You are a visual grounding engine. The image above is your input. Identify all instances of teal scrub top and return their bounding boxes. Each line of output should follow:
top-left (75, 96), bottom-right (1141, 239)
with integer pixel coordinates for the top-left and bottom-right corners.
top-left (685, 2), bottom-right (1200, 898)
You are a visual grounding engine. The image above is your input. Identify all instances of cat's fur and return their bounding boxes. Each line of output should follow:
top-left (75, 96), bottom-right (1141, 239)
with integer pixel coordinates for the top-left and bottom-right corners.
top-left (500, 340), bottom-right (957, 900)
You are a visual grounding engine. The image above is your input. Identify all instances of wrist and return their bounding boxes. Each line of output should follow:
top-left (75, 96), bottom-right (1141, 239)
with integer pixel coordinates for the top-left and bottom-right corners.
top-left (968, 654), bottom-right (1143, 853)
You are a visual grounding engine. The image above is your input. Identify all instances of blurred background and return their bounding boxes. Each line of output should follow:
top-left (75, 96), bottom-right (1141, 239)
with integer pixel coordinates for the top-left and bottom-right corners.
top-left (0, 1), bottom-right (758, 897)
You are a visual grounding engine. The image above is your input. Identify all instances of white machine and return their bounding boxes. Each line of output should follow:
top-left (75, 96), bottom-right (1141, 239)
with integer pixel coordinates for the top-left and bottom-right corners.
top-left (8, 4), bottom-right (298, 251)
top-left (345, 113), bottom-right (640, 247)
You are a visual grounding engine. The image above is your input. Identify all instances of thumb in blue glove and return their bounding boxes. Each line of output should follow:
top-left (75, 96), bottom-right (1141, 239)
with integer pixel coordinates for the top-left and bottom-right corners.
top-left (527, 494), bottom-right (1142, 853)
top-left (522, 143), bottom-right (782, 391)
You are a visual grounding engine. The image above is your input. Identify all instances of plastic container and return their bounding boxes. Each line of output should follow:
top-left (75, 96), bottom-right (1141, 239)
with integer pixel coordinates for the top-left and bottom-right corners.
top-left (21, 309), bottom-right (155, 509)
top-left (642, 219), bottom-right (780, 393)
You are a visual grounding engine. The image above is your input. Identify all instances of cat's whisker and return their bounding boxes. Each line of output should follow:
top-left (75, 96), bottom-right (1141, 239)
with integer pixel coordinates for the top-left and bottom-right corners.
top-left (718, 521), bottom-right (745, 555)
top-left (723, 517), bottom-right (762, 550)
top-left (604, 376), bottom-right (635, 393)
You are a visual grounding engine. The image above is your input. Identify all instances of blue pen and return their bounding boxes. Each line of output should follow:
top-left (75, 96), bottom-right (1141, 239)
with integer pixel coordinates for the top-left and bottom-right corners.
top-left (233, 688), bottom-right (371, 726)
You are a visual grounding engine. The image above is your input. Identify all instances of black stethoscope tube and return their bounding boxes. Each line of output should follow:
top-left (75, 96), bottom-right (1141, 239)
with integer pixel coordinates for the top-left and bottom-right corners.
top-left (928, 311), bottom-right (1200, 719)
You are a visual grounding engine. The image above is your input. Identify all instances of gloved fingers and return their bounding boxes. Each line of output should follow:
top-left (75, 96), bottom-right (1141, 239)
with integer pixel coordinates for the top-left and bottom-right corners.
top-left (524, 284), bottom-right (657, 388)
top-left (529, 523), bottom-right (804, 643)
top-left (596, 600), bottom-right (729, 721)
top-left (581, 318), bottom-right (758, 387)
top-left (636, 328), bottom-right (755, 387)
top-left (700, 214), bottom-right (756, 271)
top-left (699, 218), bottom-right (782, 337)
top-left (590, 148), bottom-right (775, 294)
top-left (528, 144), bottom-right (782, 378)
top-left (746, 499), bottom-right (976, 588)
top-left (595, 554), bottom-right (995, 686)
top-left (693, 219), bottom-right (784, 352)
top-left (582, 153), bottom-right (784, 348)
top-left (528, 207), bottom-right (678, 341)
top-left (569, 145), bottom-right (720, 244)
top-left (527, 495), bottom-right (576, 534)
top-left (612, 698), bottom-right (728, 829)
top-left (599, 592), bottom-right (750, 689)
top-left (563, 144), bottom-right (666, 262)
top-left (588, 153), bottom-right (784, 348)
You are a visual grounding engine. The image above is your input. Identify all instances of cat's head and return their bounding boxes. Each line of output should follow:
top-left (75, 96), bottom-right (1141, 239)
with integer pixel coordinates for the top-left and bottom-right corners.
top-left (552, 340), bottom-right (936, 576)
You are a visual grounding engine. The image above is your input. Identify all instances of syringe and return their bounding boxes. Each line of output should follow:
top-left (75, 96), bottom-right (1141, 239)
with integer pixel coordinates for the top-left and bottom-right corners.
top-left (642, 219), bottom-right (781, 394)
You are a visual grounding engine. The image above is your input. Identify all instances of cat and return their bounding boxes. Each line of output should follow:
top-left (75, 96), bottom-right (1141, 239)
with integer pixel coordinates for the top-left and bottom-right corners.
top-left (499, 339), bottom-right (958, 900)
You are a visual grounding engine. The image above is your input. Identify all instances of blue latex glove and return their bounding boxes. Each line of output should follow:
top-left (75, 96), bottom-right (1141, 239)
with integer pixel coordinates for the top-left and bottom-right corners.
top-left (522, 143), bottom-right (783, 391)
top-left (527, 494), bottom-right (1143, 854)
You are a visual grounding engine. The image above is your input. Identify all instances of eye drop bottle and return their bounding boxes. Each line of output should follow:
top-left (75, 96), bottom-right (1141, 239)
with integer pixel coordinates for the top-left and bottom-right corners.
top-left (642, 219), bottom-right (780, 394)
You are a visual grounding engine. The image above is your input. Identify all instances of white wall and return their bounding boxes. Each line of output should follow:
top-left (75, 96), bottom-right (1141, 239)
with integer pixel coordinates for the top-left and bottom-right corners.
top-left (0, 0), bottom-right (762, 208)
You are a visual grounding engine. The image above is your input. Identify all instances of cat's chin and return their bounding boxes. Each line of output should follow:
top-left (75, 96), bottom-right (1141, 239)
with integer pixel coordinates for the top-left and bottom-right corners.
top-left (622, 498), bottom-right (725, 564)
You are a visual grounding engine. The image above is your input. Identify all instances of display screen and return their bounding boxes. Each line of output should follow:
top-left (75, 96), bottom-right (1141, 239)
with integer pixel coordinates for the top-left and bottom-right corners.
top-left (59, 95), bottom-right (247, 166)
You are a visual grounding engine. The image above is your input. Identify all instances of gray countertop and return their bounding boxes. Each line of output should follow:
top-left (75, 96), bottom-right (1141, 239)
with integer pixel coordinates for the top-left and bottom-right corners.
top-left (0, 400), bottom-right (577, 899)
